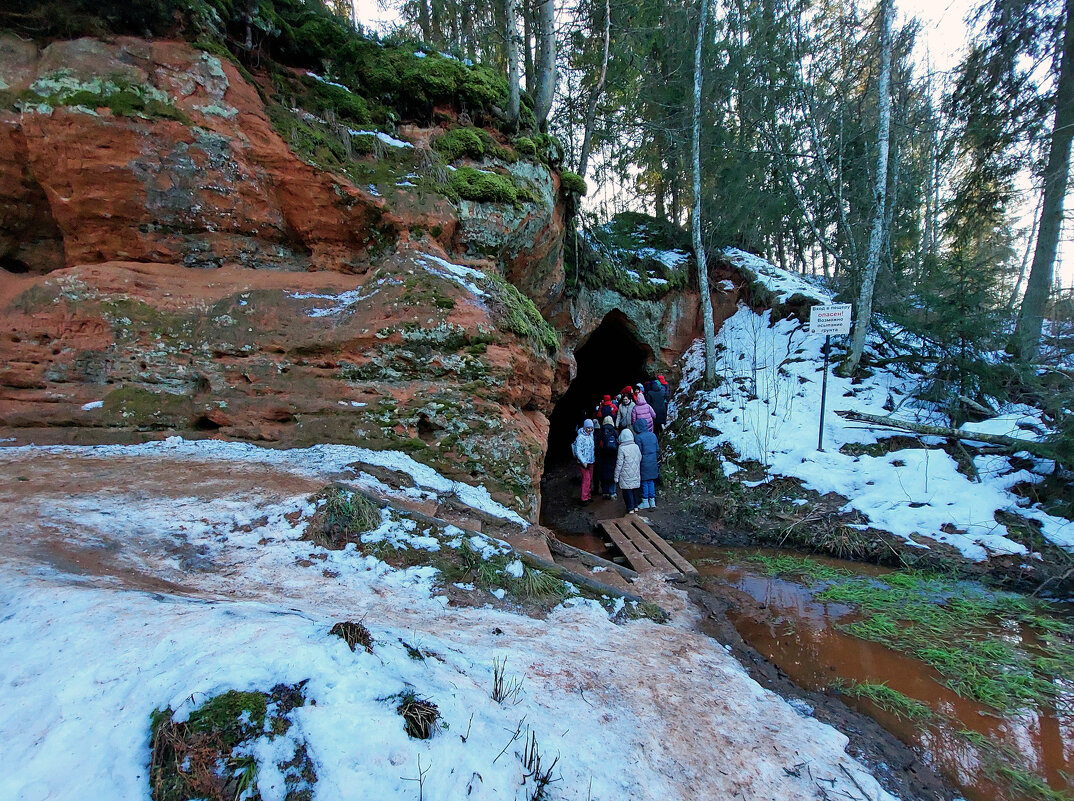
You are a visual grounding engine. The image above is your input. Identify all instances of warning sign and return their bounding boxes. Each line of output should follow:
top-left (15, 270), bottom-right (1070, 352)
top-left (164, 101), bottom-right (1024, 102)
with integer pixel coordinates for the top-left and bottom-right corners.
top-left (809, 303), bottom-right (853, 336)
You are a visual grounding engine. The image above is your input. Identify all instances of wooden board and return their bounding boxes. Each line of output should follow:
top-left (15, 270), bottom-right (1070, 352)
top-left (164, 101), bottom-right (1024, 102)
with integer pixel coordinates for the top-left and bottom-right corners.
top-left (597, 517), bottom-right (696, 576)
top-left (631, 518), bottom-right (698, 575)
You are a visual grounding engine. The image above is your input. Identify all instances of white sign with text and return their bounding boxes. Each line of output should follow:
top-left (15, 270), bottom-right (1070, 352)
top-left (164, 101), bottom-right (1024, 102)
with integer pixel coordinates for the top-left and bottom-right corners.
top-left (809, 303), bottom-right (853, 336)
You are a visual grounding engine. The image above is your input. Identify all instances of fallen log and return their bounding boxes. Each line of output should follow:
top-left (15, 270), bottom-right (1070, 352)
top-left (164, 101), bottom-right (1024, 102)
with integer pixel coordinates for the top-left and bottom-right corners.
top-left (546, 536), bottom-right (640, 581)
top-left (835, 410), bottom-right (1058, 462)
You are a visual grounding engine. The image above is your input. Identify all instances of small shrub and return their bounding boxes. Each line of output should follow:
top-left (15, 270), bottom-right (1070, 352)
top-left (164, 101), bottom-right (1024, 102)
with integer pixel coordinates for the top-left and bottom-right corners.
top-left (330, 620), bottom-right (374, 653)
top-left (433, 127), bottom-right (485, 162)
top-left (396, 691), bottom-right (442, 739)
top-left (559, 170), bottom-right (587, 196)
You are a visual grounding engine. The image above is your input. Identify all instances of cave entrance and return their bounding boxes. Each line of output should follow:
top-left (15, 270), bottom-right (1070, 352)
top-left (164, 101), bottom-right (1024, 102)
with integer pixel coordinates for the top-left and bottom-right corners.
top-left (541, 311), bottom-right (653, 528)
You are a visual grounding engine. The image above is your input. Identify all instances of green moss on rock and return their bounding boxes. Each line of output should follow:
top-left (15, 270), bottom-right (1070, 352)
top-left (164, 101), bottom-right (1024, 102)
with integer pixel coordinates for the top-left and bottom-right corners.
top-left (433, 127), bottom-right (485, 162)
top-left (449, 167), bottom-right (518, 204)
top-left (560, 170), bottom-right (587, 196)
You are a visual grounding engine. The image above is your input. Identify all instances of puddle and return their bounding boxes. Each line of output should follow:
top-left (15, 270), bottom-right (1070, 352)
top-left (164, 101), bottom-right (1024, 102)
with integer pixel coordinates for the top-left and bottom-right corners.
top-left (677, 544), bottom-right (1074, 801)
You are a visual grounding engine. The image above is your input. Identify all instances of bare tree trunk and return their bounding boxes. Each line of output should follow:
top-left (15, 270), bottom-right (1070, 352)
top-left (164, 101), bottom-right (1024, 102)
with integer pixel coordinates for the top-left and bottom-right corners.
top-left (523, 0), bottom-right (535, 91)
top-left (692, 0), bottom-right (716, 387)
top-left (531, 0), bottom-right (557, 127)
top-left (1009, 192), bottom-right (1043, 310)
top-left (504, 0), bottom-right (521, 129)
top-left (577, 0), bottom-right (610, 179)
top-left (418, 0), bottom-right (432, 41)
top-left (1012, 0), bottom-right (1074, 361)
top-left (842, 0), bottom-right (893, 376)
top-left (244, 0), bottom-right (257, 50)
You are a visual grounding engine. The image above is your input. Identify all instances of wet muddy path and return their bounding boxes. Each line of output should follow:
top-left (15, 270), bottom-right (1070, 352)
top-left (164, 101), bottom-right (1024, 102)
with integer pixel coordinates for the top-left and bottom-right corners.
top-left (686, 546), bottom-right (1073, 801)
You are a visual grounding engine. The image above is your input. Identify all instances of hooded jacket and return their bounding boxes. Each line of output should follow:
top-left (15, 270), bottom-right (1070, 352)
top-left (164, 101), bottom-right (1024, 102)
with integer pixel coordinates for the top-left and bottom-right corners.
top-left (614, 428), bottom-right (642, 489)
top-left (572, 426), bottom-right (595, 465)
top-left (631, 392), bottom-right (656, 430)
top-left (633, 418), bottom-right (660, 481)
top-left (646, 381), bottom-right (667, 425)
top-left (596, 420), bottom-right (619, 481)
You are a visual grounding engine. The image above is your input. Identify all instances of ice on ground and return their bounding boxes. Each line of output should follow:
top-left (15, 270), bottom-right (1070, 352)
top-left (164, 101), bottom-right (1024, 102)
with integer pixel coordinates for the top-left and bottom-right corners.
top-left (347, 129), bottom-right (414, 148)
top-left (722, 247), bottom-right (832, 304)
top-left (678, 301), bottom-right (1072, 559)
top-left (80, 400), bottom-right (103, 410)
top-left (305, 72), bottom-right (352, 92)
top-left (0, 438), bottom-right (526, 526)
top-left (0, 450), bottom-right (897, 801)
top-left (289, 286), bottom-right (379, 317)
top-left (417, 253), bottom-right (489, 298)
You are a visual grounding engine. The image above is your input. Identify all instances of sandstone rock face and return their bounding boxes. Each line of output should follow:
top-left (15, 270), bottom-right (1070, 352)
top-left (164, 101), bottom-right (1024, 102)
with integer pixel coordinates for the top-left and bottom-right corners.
top-left (0, 35), bottom-right (558, 518)
top-left (0, 34), bottom-right (731, 518)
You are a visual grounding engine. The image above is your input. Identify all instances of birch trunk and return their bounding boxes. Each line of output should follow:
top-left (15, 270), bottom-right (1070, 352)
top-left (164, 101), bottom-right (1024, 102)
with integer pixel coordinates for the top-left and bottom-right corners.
top-left (532, 0), bottom-right (557, 127)
top-left (577, 0), bottom-right (610, 179)
top-left (842, 0), bottom-right (893, 376)
top-left (691, 0), bottom-right (716, 388)
top-left (1012, 0), bottom-right (1074, 361)
top-left (505, 0), bottom-right (521, 130)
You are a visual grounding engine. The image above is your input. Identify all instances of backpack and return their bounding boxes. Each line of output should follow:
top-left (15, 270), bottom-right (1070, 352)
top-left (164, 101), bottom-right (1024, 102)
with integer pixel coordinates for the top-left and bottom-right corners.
top-left (600, 402), bottom-right (617, 420)
top-left (601, 426), bottom-right (619, 451)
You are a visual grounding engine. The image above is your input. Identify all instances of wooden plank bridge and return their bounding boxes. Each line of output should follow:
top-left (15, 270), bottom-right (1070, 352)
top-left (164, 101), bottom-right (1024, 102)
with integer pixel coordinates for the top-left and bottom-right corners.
top-left (596, 516), bottom-right (697, 577)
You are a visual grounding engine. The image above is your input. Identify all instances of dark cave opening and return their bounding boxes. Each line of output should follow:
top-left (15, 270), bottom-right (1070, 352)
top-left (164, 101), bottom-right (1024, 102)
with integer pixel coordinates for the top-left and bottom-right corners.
top-left (544, 310), bottom-right (654, 469)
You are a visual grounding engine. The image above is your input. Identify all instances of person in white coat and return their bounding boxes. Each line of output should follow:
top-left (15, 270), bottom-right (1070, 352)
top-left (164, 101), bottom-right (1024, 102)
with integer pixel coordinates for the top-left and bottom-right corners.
top-left (613, 428), bottom-right (642, 514)
top-left (572, 419), bottom-right (596, 504)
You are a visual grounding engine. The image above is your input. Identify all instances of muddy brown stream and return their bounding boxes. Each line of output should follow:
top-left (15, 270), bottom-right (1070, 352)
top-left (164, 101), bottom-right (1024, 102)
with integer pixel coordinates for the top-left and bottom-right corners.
top-left (560, 530), bottom-right (1074, 801)
top-left (675, 545), bottom-right (1074, 801)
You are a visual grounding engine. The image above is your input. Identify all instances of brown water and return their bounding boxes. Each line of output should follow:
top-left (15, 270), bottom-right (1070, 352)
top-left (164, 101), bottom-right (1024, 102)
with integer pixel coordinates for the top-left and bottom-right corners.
top-left (675, 544), bottom-right (1074, 801)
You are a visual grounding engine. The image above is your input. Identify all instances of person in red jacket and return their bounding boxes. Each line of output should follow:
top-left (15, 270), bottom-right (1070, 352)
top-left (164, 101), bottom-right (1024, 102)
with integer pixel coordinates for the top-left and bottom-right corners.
top-left (598, 394), bottom-right (618, 421)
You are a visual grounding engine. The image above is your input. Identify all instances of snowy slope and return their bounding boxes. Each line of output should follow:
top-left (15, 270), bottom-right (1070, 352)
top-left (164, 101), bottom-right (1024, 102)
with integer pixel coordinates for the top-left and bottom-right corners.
top-left (0, 444), bottom-right (895, 801)
top-left (676, 255), bottom-right (1072, 560)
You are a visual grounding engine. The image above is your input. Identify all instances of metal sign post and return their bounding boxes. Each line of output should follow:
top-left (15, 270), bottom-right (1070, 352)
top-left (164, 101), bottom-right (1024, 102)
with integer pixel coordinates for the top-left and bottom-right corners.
top-left (808, 303), bottom-right (853, 452)
top-left (818, 335), bottom-right (830, 451)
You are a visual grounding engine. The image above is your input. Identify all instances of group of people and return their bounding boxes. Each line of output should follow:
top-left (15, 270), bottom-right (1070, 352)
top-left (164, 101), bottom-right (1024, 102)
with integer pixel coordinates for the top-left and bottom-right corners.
top-left (571, 376), bottom-right (670, 515)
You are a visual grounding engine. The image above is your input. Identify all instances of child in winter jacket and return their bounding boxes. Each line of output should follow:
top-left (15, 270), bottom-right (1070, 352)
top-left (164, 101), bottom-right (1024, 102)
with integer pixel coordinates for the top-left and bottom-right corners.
top-left (631, 391), bottom-right (657, 432)
top-left (572, 419), bottom-right (596, 504)
top-left (613, 428), bottom-right (642, 514)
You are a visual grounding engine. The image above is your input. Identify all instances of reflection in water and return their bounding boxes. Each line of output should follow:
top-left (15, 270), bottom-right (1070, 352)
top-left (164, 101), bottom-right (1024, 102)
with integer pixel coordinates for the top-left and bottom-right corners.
top-left (677, 545), bottom-right (1072, 801)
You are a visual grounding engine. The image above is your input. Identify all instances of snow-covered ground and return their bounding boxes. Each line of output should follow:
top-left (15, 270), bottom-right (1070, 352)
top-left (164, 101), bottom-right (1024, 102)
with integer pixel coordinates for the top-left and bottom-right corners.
top-left (676, 256), bottom-right (1073, 561)
top-left (0, 442), bottom-right (895, 801)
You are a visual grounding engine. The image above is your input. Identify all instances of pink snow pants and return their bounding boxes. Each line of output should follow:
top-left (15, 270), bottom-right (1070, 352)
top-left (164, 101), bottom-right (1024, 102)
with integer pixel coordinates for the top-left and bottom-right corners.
top-left (578, 463), bottom-right (594, 501)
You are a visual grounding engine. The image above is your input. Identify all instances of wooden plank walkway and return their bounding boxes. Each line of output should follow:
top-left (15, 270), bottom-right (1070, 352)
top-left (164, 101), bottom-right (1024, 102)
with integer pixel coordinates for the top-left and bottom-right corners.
top-left (597, 516), bottom-right (698, 577)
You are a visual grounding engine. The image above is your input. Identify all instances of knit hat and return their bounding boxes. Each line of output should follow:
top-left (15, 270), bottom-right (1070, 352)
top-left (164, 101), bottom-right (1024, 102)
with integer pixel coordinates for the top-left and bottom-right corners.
top-left (602, 394), bottom-right (612, 403)
top-left (658, 375), bottom-right (667, 385)
top-left (602, 416), bottom-right (614, 426)
top-left (583, 420), bottom-right (594, 430)
top-left (621, 386), bottom-right (633, 396)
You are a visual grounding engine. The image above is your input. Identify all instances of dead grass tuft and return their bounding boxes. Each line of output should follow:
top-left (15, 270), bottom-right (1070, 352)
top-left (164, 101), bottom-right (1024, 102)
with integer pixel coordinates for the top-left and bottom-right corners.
top-left (396, 690), bottom-right (442, 739)
top-left (330, 620), bottom-right (375, 653)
